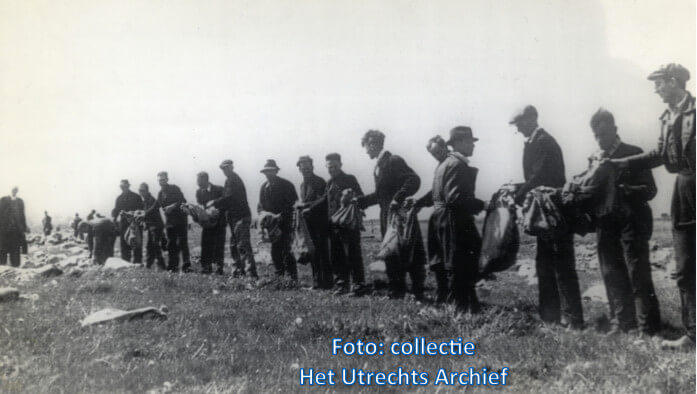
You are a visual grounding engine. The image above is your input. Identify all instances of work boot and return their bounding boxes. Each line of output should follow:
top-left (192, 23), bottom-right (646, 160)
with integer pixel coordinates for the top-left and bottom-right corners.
top-left (182, 262), bottom-right (192, 273)
top-left (216, 266), bottom-right (225, 275)
top-left (661, 335), bottom-right (695, 351)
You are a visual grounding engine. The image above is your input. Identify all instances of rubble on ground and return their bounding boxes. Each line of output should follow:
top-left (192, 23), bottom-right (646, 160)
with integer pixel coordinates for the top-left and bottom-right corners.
top-left (80, 305), bottom-right (168, 327)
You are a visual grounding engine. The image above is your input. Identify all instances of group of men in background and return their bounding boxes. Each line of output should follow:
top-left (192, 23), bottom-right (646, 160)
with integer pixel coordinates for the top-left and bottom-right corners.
top-left (0, 63), bottom-right (692, 350)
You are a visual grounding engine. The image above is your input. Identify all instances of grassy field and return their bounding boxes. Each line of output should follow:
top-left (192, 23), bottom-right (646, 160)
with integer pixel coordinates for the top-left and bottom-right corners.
top-left (0, 219), bottom-right (693, 393)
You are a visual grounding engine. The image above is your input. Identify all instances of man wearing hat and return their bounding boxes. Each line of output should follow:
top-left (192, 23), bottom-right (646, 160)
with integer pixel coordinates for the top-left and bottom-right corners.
top-left (214, 160), bottom-right (258, 279)
top-left (0, 187), bottom-right (28, 267)
top-left (509, 105), bottom-right (584, 329)
top-left (196, 171), bottom-right (227, 274)
top-left (258, 160), bottom-right (299, 280)
top-left (358, 129), bottom-right (423, 300)
top-left (414, 128), bottom-right (485, 312)
top-left (112, 179), bottom-right (144, 264)
top-left (611, 64), bottom-right (695, 349)
top-left (157, 171), bottom-right (191, 272)
top-left (296, 155), bottom-right (332, 289)
top-left (325, 152), bottom-right (366, 296)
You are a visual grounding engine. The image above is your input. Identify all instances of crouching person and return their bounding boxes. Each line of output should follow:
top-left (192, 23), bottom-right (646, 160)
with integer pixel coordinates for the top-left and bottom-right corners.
top-left (139, 183), bottom-right (166, 269)
top-left (415, 129), bottom-right (485, 312)
top-left (89, 217), bottom-right (117, 265)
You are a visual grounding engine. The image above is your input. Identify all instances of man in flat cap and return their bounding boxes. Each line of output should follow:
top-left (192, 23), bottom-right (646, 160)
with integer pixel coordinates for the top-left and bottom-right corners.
top-left (196, 171), bottom-right (227, 274)
top-left (258, 160), bottom-right (299, 280)
top-left (325, 152), bottom-right (367, 296)
top-left (214, 160), bottom-right (258, 279)
top-left (157, 171), bottom-right (191, 272)
top-left (577, 109), bottom-right (660, 337)
top-left (139, 182), bottom-right (166, 269)
top-left (112, 179), bottom-right (144, 264)
top-left (358, 129), bottom-right (423, 300)
top-left (296, 155), bottom-right (332, 289)
top-left (509, 105), bottom-right (584, 329)
top-left (611, 64), bottom-right (695, 349)
top-left (0, 187), bottom-right (28, 267)
top-left (415, 128), bottom-right (485, 312)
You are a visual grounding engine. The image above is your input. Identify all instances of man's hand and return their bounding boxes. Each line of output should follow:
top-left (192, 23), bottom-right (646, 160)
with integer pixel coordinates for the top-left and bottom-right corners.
top-left (389, 200), bottom-right (400, 210)
top-left (607, 158), bottom-right (629, 169)
top-left (301, 208), bottom-right (311, 217)
top-left (294, 201), bottom-right (306, 209)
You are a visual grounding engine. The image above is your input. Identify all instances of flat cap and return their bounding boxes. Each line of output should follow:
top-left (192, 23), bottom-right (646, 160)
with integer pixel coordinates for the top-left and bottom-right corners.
top-left (219, 159), bottom-right (233, 169)
top-left (157, 171), bottom-right (168, 178)
top-left (296, 155), bottom-right (313, 166)
top-left (509, 105), bottom-right (538, 124)
top-left (648, 63), bottom-right (690, 84)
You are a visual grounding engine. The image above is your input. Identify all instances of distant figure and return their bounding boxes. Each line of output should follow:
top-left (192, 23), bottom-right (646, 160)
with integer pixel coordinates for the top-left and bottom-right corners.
top-left (112, 179), bottom-right (144, 263)
top-left (157, 171), bottom-right (190, 272)
top-left (258, 159), bottom-right (299, 280)
top-left (214, 160), bottom-right (258, 279)
top-left (139, 183), bottom-right (166, 269)
top-left (42, 211), bottom-right (53, 236)
top-left (87, 209), bottom-right (96, 221)
top-left (71, 213), bottom-right (83, 239)
top-left (196, 172), bottom-right (226, 275)
top-left (296, 155), bottom-right (332, 289)
top-left (0, 187), bottom-right (28, 267)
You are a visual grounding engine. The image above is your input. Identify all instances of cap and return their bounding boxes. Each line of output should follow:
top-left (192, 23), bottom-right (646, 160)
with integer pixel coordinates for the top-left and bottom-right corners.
top-left (446, 126), bottom-right (478, 145)
top-left (260, 159), bottom-right (280, 173)
top-left (120, 179), bottom-right (130, 186)
top-left (509, 105), bottom-right (538, 124)
top-left (157, 171), bottom-right (168, 178)
top-left (219, 159), bottom-right (233, 169)
top-left (648, 63), bottom-right (690, 84)
top-left (296, 155), bottom-right (313, 166)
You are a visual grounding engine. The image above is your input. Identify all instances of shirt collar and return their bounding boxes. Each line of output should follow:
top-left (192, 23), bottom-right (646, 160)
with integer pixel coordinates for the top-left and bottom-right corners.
top-left (376, 149), bottom-right (388, 163)
top-left (526, 127), bottom-right (542, 144)
top-left (671, 92), bottom-right (689, 115)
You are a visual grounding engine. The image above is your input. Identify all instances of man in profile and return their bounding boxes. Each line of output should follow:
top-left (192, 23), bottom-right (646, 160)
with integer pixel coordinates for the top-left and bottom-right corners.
top-left (358, 129), bottom-right (423, 299)
top-left (196, 171), bottom-right (226, 275)
top-left (612, 64), bottom-right (695, 349)
top-left (112, 179), bottom-right (143, 264)
top-left (296, 155), bottom-right (332, 289)
top-left (258, 159), bottom-right (298, 280)
top-left (325, 153), bottom-right (366, 296)
top-left (139, 182), bottom-right (166, 269)
top-left (509, 105), bottom-right (584, 329)
top-left (157, 171), bottom-right (190, 272)
top-left (214, 160), bottom-right (258, 279)
top-left (0, 187), bottom-right (28, 267)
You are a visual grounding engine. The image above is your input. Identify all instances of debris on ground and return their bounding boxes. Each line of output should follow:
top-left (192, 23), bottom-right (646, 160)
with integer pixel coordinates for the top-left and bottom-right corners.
top-left (0, 287), bottom-right (20, 302)
top-left (80, 305), bottom-right (168, 327)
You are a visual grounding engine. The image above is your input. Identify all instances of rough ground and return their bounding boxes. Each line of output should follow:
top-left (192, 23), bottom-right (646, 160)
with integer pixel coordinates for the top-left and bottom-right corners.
top-left (0, 219), bottom-right (693, 393)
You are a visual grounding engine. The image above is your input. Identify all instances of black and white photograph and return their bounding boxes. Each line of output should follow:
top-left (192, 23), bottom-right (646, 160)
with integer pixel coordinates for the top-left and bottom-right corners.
top-left (0, 0), bottom-right (695, 392)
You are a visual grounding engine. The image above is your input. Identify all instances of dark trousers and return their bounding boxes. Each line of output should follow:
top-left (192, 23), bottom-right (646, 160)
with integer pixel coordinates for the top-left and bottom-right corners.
top-left (228, 216), bottom-right (257, 277)
top-left (271, 226), bottom-right (297, 278)
top-left (673, 225), bottom-right (696, 340)
top-left (201, 224), bottom-right (226, 272)
top-left (307, 220), bottom-right (332, 289)
top-left (597, 213), bottom-right (660, 333)
top-left (166, 224), bottom-right (190, 271)
top-left (119, 223), bottom-right (142, 263)
top-left (145, 226), bottom-right (166, 269)
top-left (92, 233), bottom-right (115, 265)
top-left (329, 228), bottom-right (365, 289)
top-left (536, 235), bottom-right (584, 327)
top-left (0, 231), bottom-right (21, 267)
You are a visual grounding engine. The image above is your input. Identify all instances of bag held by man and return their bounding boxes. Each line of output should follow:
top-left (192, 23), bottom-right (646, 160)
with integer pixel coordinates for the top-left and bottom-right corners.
top-left (522, 186), bottom-right (567, 239)
top-left (292, 209), bottom-right (315, 265)
top-left (479, 187), bottom-right (519, 275)
top-left (330, 189), bottom-right (363, 231)
top-left (182, 203), bottom-right (220, 229)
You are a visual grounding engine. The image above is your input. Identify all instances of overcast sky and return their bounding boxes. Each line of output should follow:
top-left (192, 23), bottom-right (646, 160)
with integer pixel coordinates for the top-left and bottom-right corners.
top-left (0, 0), bottom-right (694, 225)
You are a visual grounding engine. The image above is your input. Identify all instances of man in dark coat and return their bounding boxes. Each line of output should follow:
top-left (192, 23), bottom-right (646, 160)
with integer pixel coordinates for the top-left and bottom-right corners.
top-left (510, 105), bottom-right (584, 329)
top-left (0, 187), bottom-right (28, 267)
top-left (139, 183), bottom-right (166, 269)
top-left (214, 160), bottom-right (258, 279)
top-left (296, 155), bottom-right (332, 289)
top-left (112, 179), bottom-right (144, 263)
top-left (42, 211), bottom-right (52, 236)
top-left (258, 160), bottom-right (298, 279)
top-left (358, 130), bottom-right (424, 299)
top-left (325, 153), bottom-right (367, 296)
top-left (196, 172), bottom-right (227, 274)
top-left (580, 109), bottom-right (660, 336)
top-left (157, 171), bottom-right (190, 272)
top-left (612, 64), bottom-right (695, 349)
top-left (71, 213), bottom-right (82, 239)
top-left (415, 130), bottom-right (485, 312)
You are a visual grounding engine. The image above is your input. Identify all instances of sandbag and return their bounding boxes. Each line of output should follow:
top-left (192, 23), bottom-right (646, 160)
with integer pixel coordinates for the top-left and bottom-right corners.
top-left (562, 159), bottom-right (618, 219)
top-left (120, 211), bottom-right (144, 249)
top-left (330, 189), bottom-right (363, 231)
top-left (376, 209), bottom-right (405, 260)
top-left (258, 211), bottom-right (282, 243)
top-left (291, 209), bottom-right (315, 265)
top-left (182, 204), bottom-right (220, 229)
top-left (479, 188), bottom-right (519, 275)
top-left (522, 186), bottom-right (567, 239)
top-left (80, 305), bottom-right (168, 327)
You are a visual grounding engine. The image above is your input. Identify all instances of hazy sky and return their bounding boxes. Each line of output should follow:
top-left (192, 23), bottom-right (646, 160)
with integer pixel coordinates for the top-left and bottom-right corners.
top-left (0, 0), bottom-right (694, 225)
